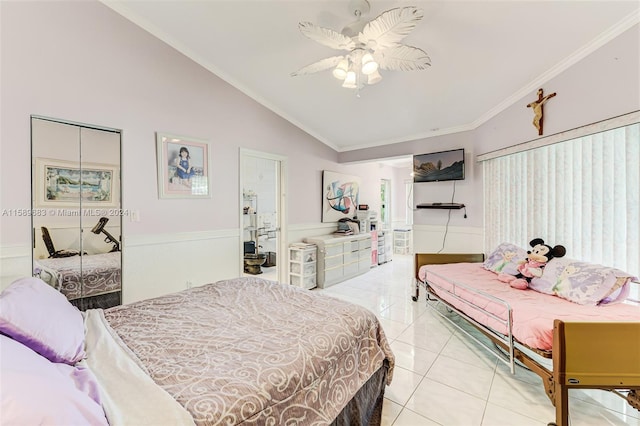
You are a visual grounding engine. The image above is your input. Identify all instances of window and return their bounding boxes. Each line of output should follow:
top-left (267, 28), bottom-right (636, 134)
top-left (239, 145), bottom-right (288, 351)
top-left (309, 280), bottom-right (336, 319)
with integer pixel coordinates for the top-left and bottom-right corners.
top-left (482, 121), bottom-right (639, 277)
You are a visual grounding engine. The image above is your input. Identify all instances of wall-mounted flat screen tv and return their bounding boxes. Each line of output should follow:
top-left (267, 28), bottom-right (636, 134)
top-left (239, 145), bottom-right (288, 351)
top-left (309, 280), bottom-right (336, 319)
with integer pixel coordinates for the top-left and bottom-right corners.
top-left (413, 148), bottom-right (465, 183)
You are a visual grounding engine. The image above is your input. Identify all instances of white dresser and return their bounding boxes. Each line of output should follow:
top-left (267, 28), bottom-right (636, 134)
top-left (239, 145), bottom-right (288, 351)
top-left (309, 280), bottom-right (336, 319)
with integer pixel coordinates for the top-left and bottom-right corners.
top-left (304, 233), bottom-right (372, 288)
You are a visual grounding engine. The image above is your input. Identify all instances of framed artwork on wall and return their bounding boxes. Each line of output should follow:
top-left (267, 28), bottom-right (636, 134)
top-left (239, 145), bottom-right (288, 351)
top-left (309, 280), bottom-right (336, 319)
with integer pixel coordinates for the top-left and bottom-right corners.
top-left (322, 170), bottom-right (361, 222)
top-left (156, 132), bottom-right (211, 199)
top-left (34, 158), bottom-right (119, 207)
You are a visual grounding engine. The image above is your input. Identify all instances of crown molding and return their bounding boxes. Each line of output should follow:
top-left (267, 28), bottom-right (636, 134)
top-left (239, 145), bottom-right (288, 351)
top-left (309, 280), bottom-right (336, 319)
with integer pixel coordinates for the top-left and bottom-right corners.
top-left (101, 2), bottom-right (638, 154)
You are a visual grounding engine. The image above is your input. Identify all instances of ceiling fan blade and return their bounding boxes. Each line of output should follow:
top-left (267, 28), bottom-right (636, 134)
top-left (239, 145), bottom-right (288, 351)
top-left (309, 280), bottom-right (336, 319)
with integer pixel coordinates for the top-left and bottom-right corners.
top-left (291, 56), bottom-right (345, 77)
top-left (359, 7), bottom-right (424, 50)
top-left (377, 45), bottom-right (431, 71)
top-left (298, 22), bottom-right (355, 51)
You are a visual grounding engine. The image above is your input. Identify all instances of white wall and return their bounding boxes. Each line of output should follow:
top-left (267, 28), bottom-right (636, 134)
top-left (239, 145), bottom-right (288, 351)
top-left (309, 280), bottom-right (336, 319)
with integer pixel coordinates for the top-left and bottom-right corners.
top-left (0, 1), bottom-right (409, 299)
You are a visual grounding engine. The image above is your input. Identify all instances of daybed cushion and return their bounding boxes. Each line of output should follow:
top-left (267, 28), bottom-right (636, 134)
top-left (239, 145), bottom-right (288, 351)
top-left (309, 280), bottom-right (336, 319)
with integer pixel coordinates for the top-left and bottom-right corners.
top-left (0, 334), bottom-right (107, 425)
top-left (420, 263), bottom-right (640, 351)
top-left (529, 258), bottom-right (637, 305)
top-left (483, 242), bottom-right (527, 276)
top-left (0, 277), bottom-right (85, 364)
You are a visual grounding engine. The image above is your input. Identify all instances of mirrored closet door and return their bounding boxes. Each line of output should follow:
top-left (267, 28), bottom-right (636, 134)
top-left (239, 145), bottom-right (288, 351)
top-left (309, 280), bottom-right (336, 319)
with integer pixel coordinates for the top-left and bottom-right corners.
top-left (31, 116), bottom-right (122, 310)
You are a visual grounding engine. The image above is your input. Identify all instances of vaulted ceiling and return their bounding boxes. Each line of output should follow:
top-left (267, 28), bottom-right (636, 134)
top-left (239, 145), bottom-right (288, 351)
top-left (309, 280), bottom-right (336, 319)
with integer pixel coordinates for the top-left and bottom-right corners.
top-left (104, 1), bottom-right (639, 152)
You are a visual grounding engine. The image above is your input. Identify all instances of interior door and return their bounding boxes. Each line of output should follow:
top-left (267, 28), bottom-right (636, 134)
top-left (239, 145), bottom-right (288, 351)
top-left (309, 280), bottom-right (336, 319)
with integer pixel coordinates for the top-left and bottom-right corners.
top-left (240, 149), bottom-right (287, 283)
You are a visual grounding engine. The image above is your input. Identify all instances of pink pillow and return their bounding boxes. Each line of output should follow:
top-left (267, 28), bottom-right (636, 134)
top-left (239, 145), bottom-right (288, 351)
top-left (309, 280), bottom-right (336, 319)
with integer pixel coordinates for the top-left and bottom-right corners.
top-left (0, 334), bottom-right (107, 425)
top-left (0, 277), bottom-right (85, 364)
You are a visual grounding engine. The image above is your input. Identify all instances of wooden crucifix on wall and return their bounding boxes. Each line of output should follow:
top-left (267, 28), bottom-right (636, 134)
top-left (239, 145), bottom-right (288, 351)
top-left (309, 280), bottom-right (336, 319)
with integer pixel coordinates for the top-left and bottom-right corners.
top-left (526, 88), bottom-right (556, 136)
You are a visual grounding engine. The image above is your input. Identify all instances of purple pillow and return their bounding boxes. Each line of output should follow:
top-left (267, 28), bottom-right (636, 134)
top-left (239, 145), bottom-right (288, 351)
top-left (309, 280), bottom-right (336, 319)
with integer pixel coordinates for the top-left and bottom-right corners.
top-left (0, 277), bottom-right (85, 364)
top-left (0, 334), bottom-right (107, 425)
top-left (483, 242), bottom-right (527, 275)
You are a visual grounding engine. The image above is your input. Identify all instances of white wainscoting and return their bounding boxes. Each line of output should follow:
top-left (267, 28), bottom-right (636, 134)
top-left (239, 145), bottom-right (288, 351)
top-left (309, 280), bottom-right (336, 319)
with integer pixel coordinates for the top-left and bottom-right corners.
top-left (412, 224), bottom-right (484, 254)
top-left (0, 230), bottom-right (242, 302)
top-left (3, 223), bottom-right (429, 302)
top-left (123, 229), bottom-right (240, 304)
top-left (0, 245), bottom-right (32, 290)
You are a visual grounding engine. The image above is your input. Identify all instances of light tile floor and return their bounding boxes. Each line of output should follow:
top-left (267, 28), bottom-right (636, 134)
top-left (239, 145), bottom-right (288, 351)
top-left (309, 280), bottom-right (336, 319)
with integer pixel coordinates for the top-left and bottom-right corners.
top-left (314, 254), bottom-right (640, 426)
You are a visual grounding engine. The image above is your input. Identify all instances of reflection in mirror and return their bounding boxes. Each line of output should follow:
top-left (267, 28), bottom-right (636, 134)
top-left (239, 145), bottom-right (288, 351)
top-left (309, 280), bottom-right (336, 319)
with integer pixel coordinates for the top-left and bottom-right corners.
top-left (31, 117), bottom-right (122, 311)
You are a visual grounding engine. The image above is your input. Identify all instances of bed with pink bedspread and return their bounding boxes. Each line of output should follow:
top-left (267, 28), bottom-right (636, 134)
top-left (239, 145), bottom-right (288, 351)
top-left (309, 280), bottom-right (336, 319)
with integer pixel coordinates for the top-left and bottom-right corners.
top-left (419, 262), bottom-right (640, 352)
top-left (414, 254), bottom-right (640, 426)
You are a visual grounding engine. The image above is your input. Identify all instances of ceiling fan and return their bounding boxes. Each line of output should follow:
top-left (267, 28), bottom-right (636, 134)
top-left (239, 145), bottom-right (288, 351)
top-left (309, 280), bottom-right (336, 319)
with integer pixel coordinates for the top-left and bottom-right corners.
top-left (291, 0), bottom-right (430, 91)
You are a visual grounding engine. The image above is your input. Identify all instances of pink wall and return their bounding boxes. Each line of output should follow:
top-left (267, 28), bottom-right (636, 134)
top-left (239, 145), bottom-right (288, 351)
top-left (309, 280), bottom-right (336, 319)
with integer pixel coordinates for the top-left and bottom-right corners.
top-left (0, 1), bottom-right (389, 247)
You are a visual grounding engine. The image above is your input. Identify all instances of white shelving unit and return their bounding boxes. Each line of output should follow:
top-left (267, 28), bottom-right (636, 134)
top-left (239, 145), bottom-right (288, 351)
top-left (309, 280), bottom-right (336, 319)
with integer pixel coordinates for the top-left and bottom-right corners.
top-left (289, 243), bottom-right (317, 290)
top-left (243, 194), bottom-right (258, 249)
top-left (393, 229), bottom-right (412, 255)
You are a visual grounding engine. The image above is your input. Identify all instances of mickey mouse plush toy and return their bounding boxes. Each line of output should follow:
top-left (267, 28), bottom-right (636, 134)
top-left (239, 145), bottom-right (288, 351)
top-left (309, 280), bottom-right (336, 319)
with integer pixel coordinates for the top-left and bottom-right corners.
top-left (499, 238), bottom-right (566, 290)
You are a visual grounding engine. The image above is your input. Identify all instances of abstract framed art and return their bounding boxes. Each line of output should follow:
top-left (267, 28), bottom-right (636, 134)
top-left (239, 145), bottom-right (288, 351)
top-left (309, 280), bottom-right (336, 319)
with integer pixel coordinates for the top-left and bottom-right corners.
top-left (321, 170), bottom-right (360, 222)
top-left (156, 132), bottom-right (211, 199)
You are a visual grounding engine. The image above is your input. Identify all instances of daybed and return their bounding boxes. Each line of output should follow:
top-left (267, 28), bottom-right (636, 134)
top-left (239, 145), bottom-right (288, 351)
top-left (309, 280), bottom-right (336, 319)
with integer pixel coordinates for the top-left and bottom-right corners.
top-left (413, 252), bottom-right (640, 426)
top-left (0, 276), bottom-right (394, 425)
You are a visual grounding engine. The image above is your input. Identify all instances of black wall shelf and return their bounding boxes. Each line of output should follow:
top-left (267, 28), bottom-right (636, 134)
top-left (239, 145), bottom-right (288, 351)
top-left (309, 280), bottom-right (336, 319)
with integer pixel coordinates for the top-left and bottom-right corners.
top-left (416, 203), bottom-right (465, 209)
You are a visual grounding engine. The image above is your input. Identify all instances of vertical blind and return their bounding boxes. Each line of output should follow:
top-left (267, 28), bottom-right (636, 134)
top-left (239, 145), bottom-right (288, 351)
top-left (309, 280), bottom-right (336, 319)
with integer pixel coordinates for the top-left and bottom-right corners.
top-left (482, 123), bottom-right (639, 277)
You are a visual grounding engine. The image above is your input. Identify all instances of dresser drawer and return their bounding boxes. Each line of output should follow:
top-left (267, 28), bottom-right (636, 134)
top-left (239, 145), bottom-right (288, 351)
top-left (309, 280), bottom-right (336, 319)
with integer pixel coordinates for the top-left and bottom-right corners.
top-left (325, 244), bottom-right (344, 257)
top-left (325, 266), bottom-right (343, 283)
top-left (343, 262), bottom-right (358, 276)
top-left (344, 241), bottom-right (359, 252)
top-left (358, 250), bottom-right (370, 261)
top-left (343, 250), bottom-right (359, 264)
top-left (359, 258), bottom-right (371, 270)
top-left (325, 255), bottom-right (343, 269)
top-left (358, 239), bottom-right (371, 250)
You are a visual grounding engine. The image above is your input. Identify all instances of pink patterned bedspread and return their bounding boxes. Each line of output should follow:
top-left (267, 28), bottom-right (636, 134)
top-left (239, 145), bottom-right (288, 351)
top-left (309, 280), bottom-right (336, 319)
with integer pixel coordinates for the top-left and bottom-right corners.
top-left (419, 263), bottom-right (640, 351)
top-left (103, 277), bottom-right (394, 425)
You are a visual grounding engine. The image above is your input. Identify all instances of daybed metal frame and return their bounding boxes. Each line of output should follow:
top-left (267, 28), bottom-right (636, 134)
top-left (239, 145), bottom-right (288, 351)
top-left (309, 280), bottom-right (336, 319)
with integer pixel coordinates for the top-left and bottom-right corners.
top-left (413, 253), bottom-right (640, 426)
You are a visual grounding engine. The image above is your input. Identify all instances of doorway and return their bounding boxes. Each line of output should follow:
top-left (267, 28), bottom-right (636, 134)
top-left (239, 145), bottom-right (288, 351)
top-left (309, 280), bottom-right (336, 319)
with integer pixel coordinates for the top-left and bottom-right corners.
top-left (239, 149), bottom-right (287, 282)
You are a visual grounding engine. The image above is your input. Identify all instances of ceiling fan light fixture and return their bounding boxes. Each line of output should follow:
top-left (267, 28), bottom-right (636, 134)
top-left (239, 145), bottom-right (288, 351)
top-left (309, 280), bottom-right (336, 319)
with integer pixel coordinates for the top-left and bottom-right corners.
top-left (342, 71), bottom-right (358, 88)
top-left (361, 53), bottom-right (378, 75)
top-left (332, 58), bottom-right (349, 80)
top-left (367, 69), bottom-right (382, 85)
top-left (292, 2), bottom-right (429, 94)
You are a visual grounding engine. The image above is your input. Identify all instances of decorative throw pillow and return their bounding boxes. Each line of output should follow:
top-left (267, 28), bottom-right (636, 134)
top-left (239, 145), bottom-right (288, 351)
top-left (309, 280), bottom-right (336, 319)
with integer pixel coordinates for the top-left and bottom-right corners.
top-left (483, 242), bottom-right (528, 276)
top-left (0, 277), bottom-right (85, 364)
top-left (530, 258), bottom-right (637, 305)
top-left (0, 334), bottom-right (107, 425)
